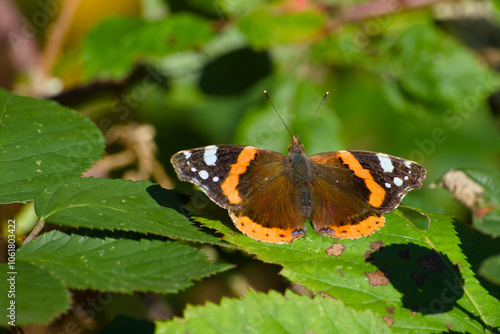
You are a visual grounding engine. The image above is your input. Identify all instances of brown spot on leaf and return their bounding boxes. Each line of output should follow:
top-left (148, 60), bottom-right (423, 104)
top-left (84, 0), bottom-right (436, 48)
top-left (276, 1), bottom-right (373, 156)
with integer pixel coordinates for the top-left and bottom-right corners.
top-left (386, 307), bottom-right (394, 315)
top-left (370, 240), bottom-right (384, 250)
top-left (382, 316), bottom-right (394, 326)
top-left (398, 249), bottom-right (411, 260)
top-left (411, 310), bottom-right (417, 316)
top-left (365, 270), bottom-right (390, 286)
top-left (411, 272), bottom-right (430, 287)
top-left (419, 253), bottom-right (445, 273)
top-left (325, 243), bottom-right (345, 257)
top-left (364, 251), bottom-right (374, 263)
top-left (446, 323), bottom-right (453, 330)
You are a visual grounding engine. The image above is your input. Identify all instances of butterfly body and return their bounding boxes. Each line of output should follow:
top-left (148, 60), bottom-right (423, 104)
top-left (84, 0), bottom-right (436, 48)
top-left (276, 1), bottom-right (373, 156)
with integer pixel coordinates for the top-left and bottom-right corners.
top-left (171, 136), bottom-right (426, 244)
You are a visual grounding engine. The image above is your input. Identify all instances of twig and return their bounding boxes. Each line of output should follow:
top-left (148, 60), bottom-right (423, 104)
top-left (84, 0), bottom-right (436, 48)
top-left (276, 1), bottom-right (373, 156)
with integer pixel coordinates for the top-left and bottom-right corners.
top-left (23, 219), bottom-right (45, 245)
top-left (341, 0), bottom-right (446, 23)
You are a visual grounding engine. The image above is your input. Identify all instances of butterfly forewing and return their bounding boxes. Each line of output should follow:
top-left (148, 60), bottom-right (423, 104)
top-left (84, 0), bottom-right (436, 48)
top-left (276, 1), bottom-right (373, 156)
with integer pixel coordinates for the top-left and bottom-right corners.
top-left (171, 145), bottom-right (248, 209)
top-left (339, 150), bottom-right (426, 211)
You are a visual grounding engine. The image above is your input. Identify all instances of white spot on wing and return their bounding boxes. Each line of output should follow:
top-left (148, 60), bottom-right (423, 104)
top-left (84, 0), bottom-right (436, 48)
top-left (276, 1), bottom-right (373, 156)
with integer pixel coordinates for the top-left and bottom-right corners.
top-left (377, 153), bottom-right (394, 173)
top-left (385, 182), bottom-right (391, 188)
top-left (404, 160), bottom-right (412, 168)
top-left (404, 175), bottom-right (409, 180)
top-left (204, 146), bottom-right (218, 166)
top-left (183, 151), bottom-right (192, 159)
top-left (213, 176), bottom-right (219, 182)
top-left (199, 170), bottom-right (209, 179)
top-left (191, 167), bottom-right (197, 172)
top-left (394, 177), bottom-right (403, 186)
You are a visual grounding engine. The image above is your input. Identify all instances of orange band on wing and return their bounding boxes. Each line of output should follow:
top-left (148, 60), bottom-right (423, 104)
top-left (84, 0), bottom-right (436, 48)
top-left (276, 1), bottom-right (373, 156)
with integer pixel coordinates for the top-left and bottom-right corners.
top-left (221, 147), bottom-right (258, 205)
top-left (320, 215), bottom-right (385, 239)
top-left (229, 212), bottom-right (304, 243)
top-left (338, 151), bottom-right (386, 208)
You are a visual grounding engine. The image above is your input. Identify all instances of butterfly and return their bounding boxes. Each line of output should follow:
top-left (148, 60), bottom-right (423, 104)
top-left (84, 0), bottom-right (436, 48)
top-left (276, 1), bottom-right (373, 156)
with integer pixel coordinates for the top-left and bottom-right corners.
top-left (171, 92), bottom-right (426, 243)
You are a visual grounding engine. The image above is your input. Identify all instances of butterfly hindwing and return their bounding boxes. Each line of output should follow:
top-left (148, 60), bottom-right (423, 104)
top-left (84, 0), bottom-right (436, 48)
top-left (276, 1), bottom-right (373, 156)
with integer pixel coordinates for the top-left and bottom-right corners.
top-left (230, 172), bottom-right (308, 243)
top-left (309, 175), bottom-right (385, 239)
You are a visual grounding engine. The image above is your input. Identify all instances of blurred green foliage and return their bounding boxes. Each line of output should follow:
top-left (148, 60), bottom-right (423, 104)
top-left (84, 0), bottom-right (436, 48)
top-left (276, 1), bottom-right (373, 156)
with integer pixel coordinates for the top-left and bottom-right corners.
top-left (79, 1), bottom-right (500, 330)
top-left (3, 0), bottom-right (500, 332)
top-left (77, 1), bottom-right (500, 219)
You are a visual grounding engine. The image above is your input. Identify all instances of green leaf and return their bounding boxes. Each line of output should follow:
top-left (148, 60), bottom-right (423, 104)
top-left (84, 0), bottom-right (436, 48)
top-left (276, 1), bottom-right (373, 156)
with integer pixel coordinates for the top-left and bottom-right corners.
top-left (238, 9), bottom-right (325, 49)
top-left (0, 230), bottom-right (231, 325)
top-left (156, 290), bottom-right (392, 334)
top-left (199, 208), bottom-right (500, 333)
top-left (83, 14), bottom-right (214, 80)
top-left (0, 88), bottom-right (105, 204)
top-left (480, 255), bottom-right (500, 285)
top-left (0, 262), bottom-right (71, 326)
top-left (464, 168), bottom-right (500, 205)
top-left (35, 177), bottom-right (228, 245)
top-left (440, 168), bottom-right (500, 238)
top-left (17, 230), bottom-right (232, 293)
top-left (447, 168), bottom-right (500, 286)
top-left (466, 168), bottom-right (500, 238)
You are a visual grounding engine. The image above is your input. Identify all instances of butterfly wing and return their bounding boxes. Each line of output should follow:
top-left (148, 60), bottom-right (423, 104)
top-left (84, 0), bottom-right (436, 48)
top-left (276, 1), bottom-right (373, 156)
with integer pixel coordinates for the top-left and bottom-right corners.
top-left (171, 145), bottom-right (307, 243)
top-left (309, 150), bottom-right (426, 239)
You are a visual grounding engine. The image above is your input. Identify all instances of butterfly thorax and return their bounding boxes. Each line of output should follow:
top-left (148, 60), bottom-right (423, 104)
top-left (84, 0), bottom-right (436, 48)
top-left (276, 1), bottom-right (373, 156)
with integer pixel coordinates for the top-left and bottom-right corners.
top-left (285, 136), bottom-right (313, 180)
top-left (286, 136), bottom-right (314, 217)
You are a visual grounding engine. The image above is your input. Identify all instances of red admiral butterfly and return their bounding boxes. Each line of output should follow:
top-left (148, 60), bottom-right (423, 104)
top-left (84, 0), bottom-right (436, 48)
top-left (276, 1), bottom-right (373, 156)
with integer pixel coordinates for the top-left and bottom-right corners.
top-left (171, 92), bottom-right (426, 243)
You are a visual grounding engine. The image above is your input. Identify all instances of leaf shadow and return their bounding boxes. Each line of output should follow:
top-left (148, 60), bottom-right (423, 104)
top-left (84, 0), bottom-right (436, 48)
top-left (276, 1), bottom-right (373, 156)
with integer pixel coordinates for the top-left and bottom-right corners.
top-left (146, 184), bottom-right (188, 211)
top-left (62, 226), bottom-right (170, 243)
top-left (99, 314), bottom-right (155, 334)
top-left (146, 185), bottom-right (234, 236)
top-left (367, 243), bottom-right (464, 315)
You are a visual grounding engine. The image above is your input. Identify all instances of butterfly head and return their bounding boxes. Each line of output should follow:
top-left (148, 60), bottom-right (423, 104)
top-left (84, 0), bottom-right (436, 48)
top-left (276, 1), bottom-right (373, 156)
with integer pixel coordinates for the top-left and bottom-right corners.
top-left (288, 136), bottom-right (305, 154)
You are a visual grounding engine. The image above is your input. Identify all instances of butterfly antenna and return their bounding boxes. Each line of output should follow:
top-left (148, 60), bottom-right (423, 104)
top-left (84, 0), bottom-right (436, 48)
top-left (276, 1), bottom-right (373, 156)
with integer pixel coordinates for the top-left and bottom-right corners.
top-left (299, 92), bottom-right (329, 143)
top-left (264, 90), bottom-right (294, 140)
